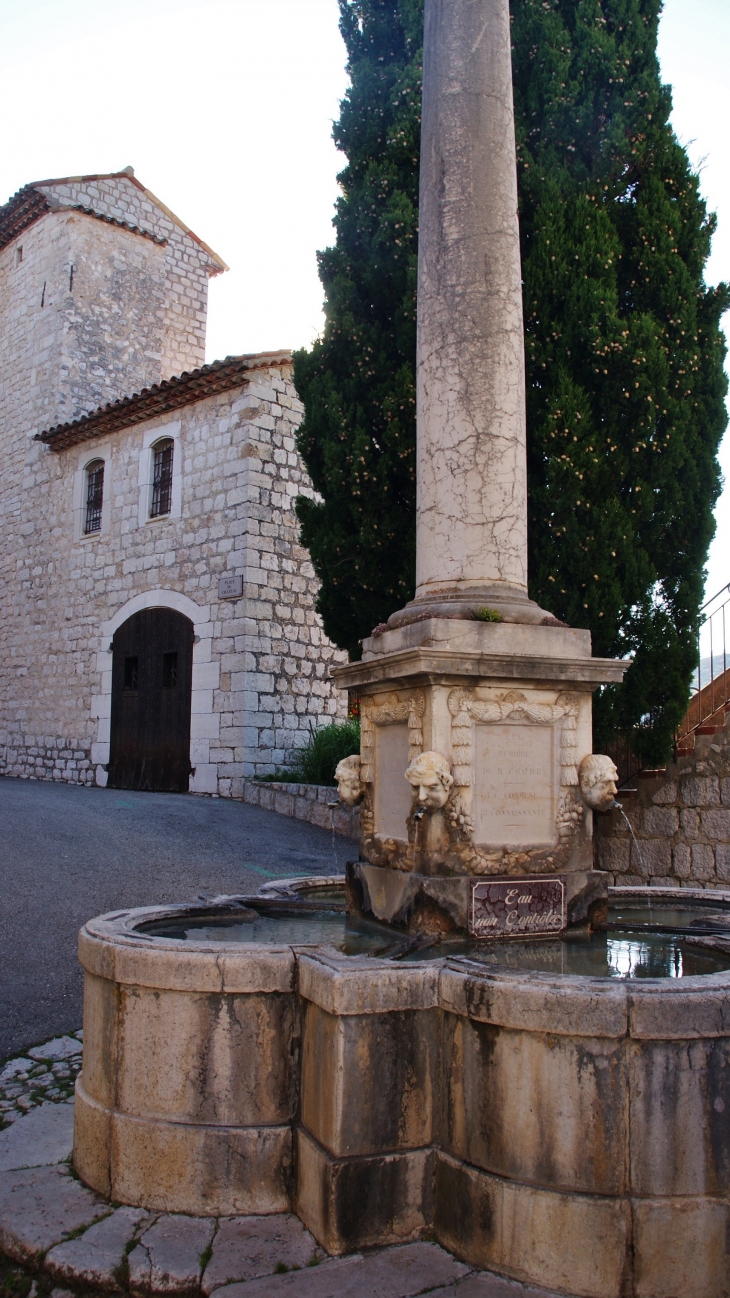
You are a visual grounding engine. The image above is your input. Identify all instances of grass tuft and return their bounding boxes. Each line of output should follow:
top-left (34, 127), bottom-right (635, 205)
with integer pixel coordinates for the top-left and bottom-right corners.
top-left (474, 607), bottom-right (504, 623)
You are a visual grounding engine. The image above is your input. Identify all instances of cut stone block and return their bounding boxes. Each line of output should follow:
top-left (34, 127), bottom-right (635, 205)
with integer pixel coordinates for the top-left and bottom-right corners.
top-left (209, 1242), bottom-right (470, 1296)
top-left (202, 1214), bottom-right (319, 1293)
top-left (0, 1164), bottom-right (106, 1263)
top-left (295, 1127), bottom-right (433, 1256)
top-left (0, 1101), bottom-right (74, 1171)
top-left (434, 1152), bottom-right (631, 1298)
top-left (28, 1038), bottom-right (83, 1062)
top-left (46, 1206), bottom-right (150, 1287)
top-left (127, 1213), bottom-right (216, 1293)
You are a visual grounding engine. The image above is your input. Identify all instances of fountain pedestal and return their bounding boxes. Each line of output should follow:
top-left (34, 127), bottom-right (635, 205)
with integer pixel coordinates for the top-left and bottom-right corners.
top-left (335, 618), bottom-right (624, 932)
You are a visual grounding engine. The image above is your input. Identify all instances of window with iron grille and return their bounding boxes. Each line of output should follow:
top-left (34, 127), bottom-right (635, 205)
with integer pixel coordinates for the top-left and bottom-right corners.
top-left (84, 460), bottom-right (104, 534)
top-left (151, 440), bottom-right (174, 517)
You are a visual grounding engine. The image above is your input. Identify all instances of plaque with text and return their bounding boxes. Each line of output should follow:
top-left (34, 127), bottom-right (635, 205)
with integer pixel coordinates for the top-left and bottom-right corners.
top-left (218, 574), bottom-right (243, 600)
top-left (474, 723), bottom-right (556, 847)
top-left (469, 876), bottom-right (566, 940)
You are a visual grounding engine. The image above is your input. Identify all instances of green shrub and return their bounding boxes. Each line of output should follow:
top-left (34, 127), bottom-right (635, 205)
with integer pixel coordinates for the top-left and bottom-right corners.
top-left (290, 720), bottom-right (361, 786)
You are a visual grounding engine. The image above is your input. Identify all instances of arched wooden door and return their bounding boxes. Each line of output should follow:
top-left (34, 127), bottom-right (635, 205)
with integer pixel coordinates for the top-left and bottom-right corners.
top-left (108, 608), bottom-right (194, 792)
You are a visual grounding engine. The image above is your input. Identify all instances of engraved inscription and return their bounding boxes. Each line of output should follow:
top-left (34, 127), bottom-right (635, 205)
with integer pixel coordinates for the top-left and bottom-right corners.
top-left (474, 723), bottom-right (555, 846)
top-left (374, 722), bottom-right (411, 840)
top-left (469, 877), bottom-right (566, 940)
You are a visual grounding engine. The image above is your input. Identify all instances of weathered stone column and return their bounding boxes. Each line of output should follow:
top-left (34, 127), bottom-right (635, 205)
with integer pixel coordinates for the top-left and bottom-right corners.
top-left (391, 0), bottom-right (546, 626)
top-left (334, 0), bottom-right (625, 916)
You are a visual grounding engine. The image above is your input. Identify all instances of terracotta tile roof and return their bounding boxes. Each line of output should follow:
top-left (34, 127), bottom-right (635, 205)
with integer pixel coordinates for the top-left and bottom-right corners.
top-left (67, 204), bottom-right (168, 246)
top-left (0, 185), bottom-right (51, 252)
top-left (0, 168), bottom-right (227, 272)
top-left (36, 352), bottom-right (294, 452)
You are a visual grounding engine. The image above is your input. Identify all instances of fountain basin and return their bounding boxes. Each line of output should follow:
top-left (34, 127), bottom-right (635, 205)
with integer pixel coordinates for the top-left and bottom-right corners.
top-left (74, 882), bottom-right (730, 1298)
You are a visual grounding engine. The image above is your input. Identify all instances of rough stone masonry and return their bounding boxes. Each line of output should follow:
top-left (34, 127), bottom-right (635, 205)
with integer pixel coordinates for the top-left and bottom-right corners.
top-left (0, 170), bottom-right (346, 792)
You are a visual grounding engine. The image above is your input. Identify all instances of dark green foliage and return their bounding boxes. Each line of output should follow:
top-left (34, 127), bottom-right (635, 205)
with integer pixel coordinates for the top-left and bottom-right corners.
top-left (257, 721), bottom-right (362, 786)
top-left (292, 720), bottom-right (361, 785)
top-left (513, 0), bottom-right (729, 761)
top-left (294, 1), bottom-right (423, 659)
top-left (295, 0), bottom-right (728, 763)
top-left (0, 1255), bottom-right (33, 1298)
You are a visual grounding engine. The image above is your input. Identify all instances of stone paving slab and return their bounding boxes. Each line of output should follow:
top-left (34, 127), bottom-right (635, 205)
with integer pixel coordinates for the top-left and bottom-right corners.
top-left (209, 1242), bottom-right (472, 1297)
top-left (28, 1036), bottom-right (83, 1062)
top-left (202, 1214), bottom-right (320, 1293)
top-left (430, 1274), bottom-right (566, 1297)
top-left (128, 1213), bottom-right (217, 1293)
top-left (46, 1205), bottom-right (151, 1288)
top-left (0, 1100), bottom-right (74, 1171)
top-left (0, 1163), bottom-right (107, 1263)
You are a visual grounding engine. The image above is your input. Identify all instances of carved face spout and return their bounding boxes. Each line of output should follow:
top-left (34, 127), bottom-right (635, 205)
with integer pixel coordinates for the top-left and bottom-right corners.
top-left (334, 754), bottom-right (365, 807)
top-left (405, 751), bottom-right (454, 812)
top-left (578, 754), bottom-right (619, 812)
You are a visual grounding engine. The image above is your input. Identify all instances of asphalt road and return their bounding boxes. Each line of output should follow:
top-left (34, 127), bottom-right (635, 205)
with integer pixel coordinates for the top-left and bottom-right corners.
top-left (0, 777), bottom-right (355, 1060)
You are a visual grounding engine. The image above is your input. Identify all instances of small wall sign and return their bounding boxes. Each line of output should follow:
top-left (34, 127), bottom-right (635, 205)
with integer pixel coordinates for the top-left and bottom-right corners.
top-left (469, 876), bottom-right (566, 940)
top-left (218, 574), bottom-right (243, 600)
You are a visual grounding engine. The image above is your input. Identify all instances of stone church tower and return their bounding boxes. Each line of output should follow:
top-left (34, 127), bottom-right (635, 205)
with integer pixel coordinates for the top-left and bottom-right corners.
top-left (0, 170), bottom-right (345, 793)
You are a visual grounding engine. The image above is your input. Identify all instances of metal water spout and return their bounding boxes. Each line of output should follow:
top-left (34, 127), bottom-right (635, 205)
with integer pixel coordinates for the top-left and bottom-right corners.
top-left (611, 800), bottom-right (644, 871)
top-left (413, 804), bottom-right (427, 822)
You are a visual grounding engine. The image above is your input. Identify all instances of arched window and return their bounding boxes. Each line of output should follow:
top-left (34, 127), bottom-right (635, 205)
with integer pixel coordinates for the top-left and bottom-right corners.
top-left (84, 460), bottom-right (104, 534)
top-left (150, 439), bottom-right (174, 518)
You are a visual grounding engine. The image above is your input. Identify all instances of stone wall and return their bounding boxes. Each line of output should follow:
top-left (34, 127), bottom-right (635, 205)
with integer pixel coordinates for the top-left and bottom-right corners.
top-left (0, 361), bottom-right (347, 794)
top-left (0, 733), bottom-right (94, 785)
top-left (242, 779), bottom-right (360, 838)
top-left (37, 173), bottom-right (217, 385)
top-left (596, 713), bottom-right (730, 886)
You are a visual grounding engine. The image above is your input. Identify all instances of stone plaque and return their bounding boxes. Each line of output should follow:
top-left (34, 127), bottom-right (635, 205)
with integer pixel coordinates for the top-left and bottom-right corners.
top-left (374, 723), bottom-right (411, 840)
top-left (474, 723), bottom-right (555, 846)
top-left (218, 574), bottom-right (243, 600)
top-left (469, 877), bottom-right (566, 940)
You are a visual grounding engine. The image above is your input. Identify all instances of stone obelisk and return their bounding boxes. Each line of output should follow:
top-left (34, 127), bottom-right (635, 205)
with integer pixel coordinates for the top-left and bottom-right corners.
top-left (390, 0), bottom-right (547, 628)
top-left (334, 0), bottom-right (624, 933)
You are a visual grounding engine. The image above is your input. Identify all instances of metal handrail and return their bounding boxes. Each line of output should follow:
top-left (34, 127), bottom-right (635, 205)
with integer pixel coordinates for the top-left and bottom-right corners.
top-left (608, 580), bottom-right (729, 786)
top-left (680, 581), bottom-right (730, 738)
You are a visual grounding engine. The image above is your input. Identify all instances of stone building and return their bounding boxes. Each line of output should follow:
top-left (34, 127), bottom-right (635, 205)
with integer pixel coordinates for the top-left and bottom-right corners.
top-left (0, 169), bottom-right (345, 794)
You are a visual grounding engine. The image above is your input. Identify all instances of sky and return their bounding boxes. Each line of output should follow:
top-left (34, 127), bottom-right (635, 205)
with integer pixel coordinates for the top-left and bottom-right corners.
top-left (0, 0), bottom-right (727, 603)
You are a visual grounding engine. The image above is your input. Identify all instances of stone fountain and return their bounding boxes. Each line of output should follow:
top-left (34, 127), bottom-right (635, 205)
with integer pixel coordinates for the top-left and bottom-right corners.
top-left (73, 3), bottom-right (730, 1295)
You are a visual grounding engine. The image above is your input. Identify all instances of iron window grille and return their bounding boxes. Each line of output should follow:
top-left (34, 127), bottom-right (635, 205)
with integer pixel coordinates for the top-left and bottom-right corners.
top-left (84, 461), bottom-right (104, 534)
top-left (151, 440), bottom-right (174, 517)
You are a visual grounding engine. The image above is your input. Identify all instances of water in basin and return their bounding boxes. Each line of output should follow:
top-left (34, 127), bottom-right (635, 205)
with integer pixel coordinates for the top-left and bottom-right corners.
top-left (138, 899), bottom-right (730, 977)
top-left (141, 908), bottom-right (391, 956)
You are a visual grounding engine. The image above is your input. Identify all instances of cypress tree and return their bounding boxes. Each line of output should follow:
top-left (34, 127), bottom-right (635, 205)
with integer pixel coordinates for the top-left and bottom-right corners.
top-left (294, 0), bottom-right (728, 764)
top-left (294, 1), bottom-right (421, 658)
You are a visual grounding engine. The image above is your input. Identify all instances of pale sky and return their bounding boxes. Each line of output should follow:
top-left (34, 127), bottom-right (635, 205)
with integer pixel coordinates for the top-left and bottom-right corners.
top-left (0, 0), bottom-right (727, 602)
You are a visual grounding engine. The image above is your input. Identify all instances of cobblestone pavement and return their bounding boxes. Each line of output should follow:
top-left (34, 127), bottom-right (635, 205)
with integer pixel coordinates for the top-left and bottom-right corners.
top-left (0, 777), bottom-right (355, 1059)
top-left (0, 1035), bottom-right (82, 1132)
top-left (0, 1035), bottom-right (567, 1298)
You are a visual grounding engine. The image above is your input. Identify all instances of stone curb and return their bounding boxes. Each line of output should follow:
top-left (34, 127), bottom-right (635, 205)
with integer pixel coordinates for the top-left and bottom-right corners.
top-left (242, 779), bottom-right (360, 838)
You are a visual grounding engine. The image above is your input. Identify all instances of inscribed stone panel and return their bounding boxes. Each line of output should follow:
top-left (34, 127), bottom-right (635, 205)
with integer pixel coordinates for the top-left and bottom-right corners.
top-left (474, 723), bottom-right (556, 847)
top-left (374, 723), bottom-right (411, 841)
